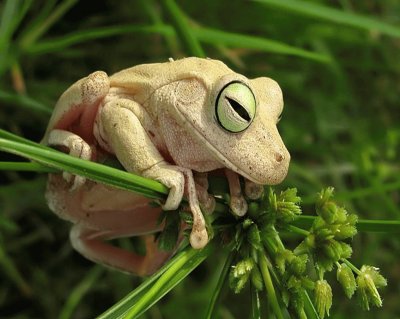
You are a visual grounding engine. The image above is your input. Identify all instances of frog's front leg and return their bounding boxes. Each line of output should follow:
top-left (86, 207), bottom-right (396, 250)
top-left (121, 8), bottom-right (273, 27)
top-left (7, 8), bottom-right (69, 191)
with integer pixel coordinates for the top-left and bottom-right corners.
top-left (97, 99), bottom-right (208, 249)
top-left (47, 129), bottom-right (92, 189)
top-left (225, 169), bottom-right (248, 216)
top-left (225, 169), bottom-right (264, 216)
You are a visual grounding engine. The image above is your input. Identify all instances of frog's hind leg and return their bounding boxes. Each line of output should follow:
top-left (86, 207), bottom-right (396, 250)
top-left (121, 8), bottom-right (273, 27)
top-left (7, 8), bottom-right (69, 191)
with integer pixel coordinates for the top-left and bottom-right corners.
top-left (70, 224), bottom-right (172, 276)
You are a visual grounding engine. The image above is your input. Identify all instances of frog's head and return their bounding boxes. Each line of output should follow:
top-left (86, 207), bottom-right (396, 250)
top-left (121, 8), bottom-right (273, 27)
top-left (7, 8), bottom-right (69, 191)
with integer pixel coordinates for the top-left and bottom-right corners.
top-left (207, 73), bottom-right (290, 185)
top-left (172, 59), bottom-right (290, 185)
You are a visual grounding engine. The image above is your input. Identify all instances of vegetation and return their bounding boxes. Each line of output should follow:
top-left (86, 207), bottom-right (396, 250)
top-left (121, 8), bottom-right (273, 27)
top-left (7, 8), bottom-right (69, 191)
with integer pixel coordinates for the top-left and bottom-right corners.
top-left (1, 1), bottom-right (399, 318)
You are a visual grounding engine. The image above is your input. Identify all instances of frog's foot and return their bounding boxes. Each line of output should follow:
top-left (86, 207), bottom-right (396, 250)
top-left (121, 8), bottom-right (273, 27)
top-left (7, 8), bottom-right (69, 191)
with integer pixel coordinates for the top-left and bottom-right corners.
top-left (244, 179), bottom-right (264, 200)
top-left (194, 172), bottom-right (215, 214)
top-left (70, 224), bottom-right (172, 276)
top-left (224, 169), bottom-right (248, 217)
top-left (142, 164), bottom-right (209, 249)
top-left (48, 129), bottom-right (92, 190)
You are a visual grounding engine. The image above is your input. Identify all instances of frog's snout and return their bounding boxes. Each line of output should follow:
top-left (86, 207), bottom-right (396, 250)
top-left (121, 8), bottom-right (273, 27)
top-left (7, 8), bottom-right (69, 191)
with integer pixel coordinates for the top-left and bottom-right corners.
top-left (274, 151), bottom-right (285, 163)
top-left (267, 146), bottom-right (290, 184)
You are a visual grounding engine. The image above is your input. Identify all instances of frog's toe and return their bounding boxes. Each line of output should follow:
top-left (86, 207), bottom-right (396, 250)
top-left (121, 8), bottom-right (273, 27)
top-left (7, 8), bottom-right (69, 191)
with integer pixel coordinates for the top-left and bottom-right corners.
top-left (70, 175), bottom-right (86, 191)
top-left (190, 227), bottom-right (208, 249)
top-left (230, 195), bottom-right (248, 217)
top-left (62, 172), bottom-right (86, 191)
top-left (245, 180), bottom-right (264, 200)
top-left (161, 179), bottom-right (184, 211)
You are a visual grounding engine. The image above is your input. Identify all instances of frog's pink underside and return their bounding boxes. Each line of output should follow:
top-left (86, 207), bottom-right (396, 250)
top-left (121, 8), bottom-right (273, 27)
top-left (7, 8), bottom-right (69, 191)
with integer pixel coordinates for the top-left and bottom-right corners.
top-left (47, 98), bottom-right (175, 275)
top-left (53, 101), bottom-right (100, 144)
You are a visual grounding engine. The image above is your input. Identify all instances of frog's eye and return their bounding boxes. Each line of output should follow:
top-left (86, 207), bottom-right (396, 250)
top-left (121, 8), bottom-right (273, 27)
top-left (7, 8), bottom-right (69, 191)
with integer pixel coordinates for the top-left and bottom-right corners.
top-left (215, 82), bottom-right (256, 133)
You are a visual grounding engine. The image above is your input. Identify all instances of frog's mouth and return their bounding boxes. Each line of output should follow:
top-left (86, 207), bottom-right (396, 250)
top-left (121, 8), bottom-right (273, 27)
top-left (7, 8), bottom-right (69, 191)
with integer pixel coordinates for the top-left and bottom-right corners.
top-left (195, 117), bottom-right (291, 186)
top-left (215, 139), bottom-right (290, 186)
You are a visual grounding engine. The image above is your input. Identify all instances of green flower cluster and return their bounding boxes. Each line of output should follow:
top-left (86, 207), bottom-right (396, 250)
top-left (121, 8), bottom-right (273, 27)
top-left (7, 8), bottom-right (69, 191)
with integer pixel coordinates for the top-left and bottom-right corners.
top-left (295, 187), bottom-right (358, 273)
top-left (224, 186), bottom-right (387, 319)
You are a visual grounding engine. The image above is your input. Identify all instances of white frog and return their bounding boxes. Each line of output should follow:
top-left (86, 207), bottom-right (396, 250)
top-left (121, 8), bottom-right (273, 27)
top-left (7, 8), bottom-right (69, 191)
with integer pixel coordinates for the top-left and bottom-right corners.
top-left (42, 57), bottom-right (290, 275)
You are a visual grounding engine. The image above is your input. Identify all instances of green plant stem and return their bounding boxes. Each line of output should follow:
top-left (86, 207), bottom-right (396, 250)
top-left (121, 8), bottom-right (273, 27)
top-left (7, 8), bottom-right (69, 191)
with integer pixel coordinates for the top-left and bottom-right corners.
top-left (205, 250), bottom-right (235, 319)
top-left (342, 259), bottom-right (361, 275)
top-left (258, 251), bottom-right (284, 319)
top-left (251, 283), bottom-right (262, 319)
top-left (302, 289), bottom-right (320, 319)
top-left (294, 215), bottom-right (400, 233)
top-left (284, 224), bottom-right (310, 236)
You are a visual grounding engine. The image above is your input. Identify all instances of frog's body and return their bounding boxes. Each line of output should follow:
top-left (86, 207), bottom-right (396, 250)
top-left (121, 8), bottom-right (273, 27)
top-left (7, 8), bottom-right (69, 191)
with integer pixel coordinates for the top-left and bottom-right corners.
top-left (43, 57), bottom-right (290, 275)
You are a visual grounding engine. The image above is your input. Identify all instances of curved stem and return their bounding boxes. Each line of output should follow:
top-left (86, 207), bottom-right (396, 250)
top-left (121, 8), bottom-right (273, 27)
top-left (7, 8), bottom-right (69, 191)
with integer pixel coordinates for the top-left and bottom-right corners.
top-left (258, 251), bottom-right (284, 319)
top-left (342, 259), bottom-right (361, 275)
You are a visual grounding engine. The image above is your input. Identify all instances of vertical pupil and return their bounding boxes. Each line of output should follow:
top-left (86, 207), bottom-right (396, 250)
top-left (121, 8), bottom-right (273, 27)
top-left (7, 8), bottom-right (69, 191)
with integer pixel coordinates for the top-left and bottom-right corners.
top-left (225, 97), bottom-right (250, 121)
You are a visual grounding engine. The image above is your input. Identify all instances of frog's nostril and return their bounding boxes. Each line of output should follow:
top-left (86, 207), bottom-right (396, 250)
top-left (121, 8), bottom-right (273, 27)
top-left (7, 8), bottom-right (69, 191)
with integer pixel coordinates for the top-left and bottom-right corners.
top-left (275, 152), bottom-right (284, 163)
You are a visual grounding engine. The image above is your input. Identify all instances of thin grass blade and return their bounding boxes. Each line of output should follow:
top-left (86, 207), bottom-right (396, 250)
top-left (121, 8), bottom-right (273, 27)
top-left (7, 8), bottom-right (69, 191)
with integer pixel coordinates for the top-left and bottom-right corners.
top-left (19, 0), bottom-right (79, 48)
top-left (97, 242), bottom-right (214, 319)
top-left (0, 89), bottom-right (52, 114)
top-left (0, 0), bottom-right (33, 74)
top-left (193, 27), bottom-right (331, 63)
top-left (160, 0), bottom-right (205, 57)
top-left (254, 0), bottom-right (400, 38)
top-left (0, 135), bottom-right (167, 198)
top-left (205, 250), bottom-right (235, 319)
top-left (59, 266), bottom-right (104, 319)
top-left (26, 25), bottom-right (174, 55)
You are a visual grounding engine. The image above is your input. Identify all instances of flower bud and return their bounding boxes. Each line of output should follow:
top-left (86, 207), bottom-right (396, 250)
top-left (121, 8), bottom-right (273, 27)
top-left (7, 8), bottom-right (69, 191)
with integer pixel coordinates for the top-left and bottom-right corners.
top-left (323, 239), bottom-right (342, 260)
top-left (289, 254), bottom-right (308, 276)
top-left (229, 258), bottom-right (254, 294)
top-left (248, 224), bottom-right (262, 251)
top-left (356, 265), bottom-right (387, 310)
top-left (335, 224), bottom-right (357, 240)
top-left (319, 201), bottom-right (338, 224)
top-left (314, 280), bottom-right (332, 319)
top-left (336, 263), bottom-right (356, 298)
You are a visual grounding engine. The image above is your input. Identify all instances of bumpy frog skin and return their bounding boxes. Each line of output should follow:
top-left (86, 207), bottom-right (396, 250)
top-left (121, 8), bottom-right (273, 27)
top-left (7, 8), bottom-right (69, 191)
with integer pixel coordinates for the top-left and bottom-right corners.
top-left (43, 57), bottom-right (290, 275)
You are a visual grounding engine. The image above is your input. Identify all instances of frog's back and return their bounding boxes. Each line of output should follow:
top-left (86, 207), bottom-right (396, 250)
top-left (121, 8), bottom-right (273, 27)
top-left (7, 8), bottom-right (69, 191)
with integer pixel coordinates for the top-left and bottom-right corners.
top-left (109, 57), bottom-right (233, 102)
top-left (43, 58), bottom-right (232, 144)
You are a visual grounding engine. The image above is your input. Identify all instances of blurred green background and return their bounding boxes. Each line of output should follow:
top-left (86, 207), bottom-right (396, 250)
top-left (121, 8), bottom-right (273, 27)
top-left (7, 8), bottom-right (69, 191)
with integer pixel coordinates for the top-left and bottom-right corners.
top-left (0, 0), bottom-right (399, 318)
